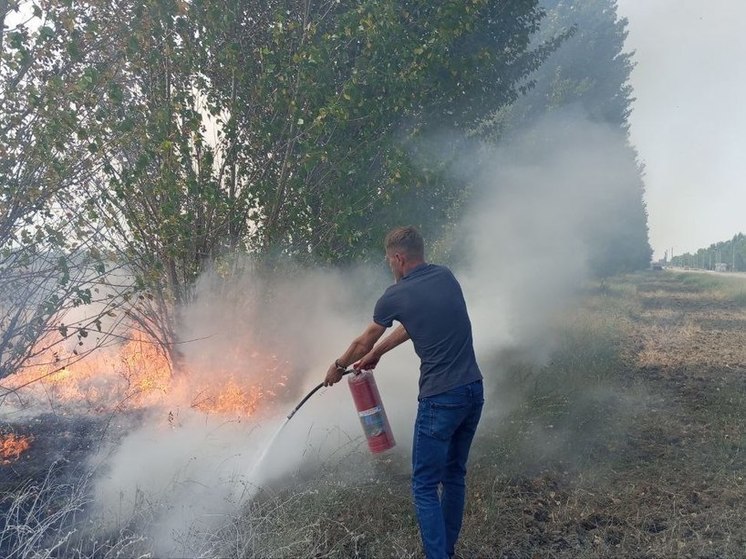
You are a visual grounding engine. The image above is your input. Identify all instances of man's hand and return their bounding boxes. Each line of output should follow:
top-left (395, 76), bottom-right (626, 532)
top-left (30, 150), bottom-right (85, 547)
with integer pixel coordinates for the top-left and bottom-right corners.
top-left (354, 351), bottom-right (380, 371)
top-left (324, 362), bottom-right (344, 386)
top-left (323, 323), bottom-right (387, 387)
top-left (354, 324), bottom-right (409, 371)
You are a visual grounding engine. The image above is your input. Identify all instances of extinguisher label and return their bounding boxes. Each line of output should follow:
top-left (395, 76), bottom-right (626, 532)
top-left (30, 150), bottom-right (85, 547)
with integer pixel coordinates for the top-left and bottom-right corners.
top-left (358, 406), bottom-right (385, 438)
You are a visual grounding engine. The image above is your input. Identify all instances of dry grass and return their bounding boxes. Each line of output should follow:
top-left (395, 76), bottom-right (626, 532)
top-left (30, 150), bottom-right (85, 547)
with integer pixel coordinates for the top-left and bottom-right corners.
top-left (2, 270), bottom-right (745, 558)
top-left (212, 271), bottom-right (745, 558)
top-left (0, 462), bottom-right (151, 559)
top-left (210, 476), bottom-right (421, 558)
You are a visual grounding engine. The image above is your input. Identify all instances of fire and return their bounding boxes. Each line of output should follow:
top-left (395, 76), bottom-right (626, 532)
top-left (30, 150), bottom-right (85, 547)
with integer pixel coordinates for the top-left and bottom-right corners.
top-left (116, 330), bottom-right (172, 400)
top-left (191, 378), bottom-right (264, 416)
top-left (3, 329), bottom-right (290, 419)
top-left (179, 348), bottom-right (289, 417)
top-left (1, 433), bottom-right (32, 464)
top-left (4, 329), bottom-right (171, 412)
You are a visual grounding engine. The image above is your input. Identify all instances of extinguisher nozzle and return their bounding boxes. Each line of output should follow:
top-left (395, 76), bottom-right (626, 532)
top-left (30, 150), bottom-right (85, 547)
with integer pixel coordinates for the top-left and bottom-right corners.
top-left (285, 370), bottom-right (355, 423)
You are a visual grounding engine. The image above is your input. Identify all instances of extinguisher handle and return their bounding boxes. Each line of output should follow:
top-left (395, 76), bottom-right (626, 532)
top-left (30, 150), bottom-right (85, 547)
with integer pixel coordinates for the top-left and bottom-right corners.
top-left (286, 368), bottom-right (355, 420)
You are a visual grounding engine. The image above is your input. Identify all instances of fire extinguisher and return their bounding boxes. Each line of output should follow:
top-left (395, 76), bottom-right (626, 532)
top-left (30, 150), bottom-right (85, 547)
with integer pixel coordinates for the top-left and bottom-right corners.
top-left (348, 370), bottom-right (395, 453)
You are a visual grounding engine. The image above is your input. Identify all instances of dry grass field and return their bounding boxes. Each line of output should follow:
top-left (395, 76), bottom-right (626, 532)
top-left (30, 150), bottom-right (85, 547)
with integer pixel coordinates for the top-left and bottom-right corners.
top-left (1, 270), bottom-right (745, 558)
top-left (213, 271), bottom-right (746, 558)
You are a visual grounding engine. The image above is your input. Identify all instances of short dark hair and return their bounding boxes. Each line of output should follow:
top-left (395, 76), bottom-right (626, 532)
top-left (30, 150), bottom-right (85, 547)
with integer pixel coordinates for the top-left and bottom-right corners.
top-left (385, 226), bottom-right (424, 260)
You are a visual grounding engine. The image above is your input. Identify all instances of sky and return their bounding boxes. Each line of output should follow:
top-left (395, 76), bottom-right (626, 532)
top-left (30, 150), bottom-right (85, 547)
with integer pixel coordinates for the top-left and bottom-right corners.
top-left (615, 0), bottom-right (746, 260)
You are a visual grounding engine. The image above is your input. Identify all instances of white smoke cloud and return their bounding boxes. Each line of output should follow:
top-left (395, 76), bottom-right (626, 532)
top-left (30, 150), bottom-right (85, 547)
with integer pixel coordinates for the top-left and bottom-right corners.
top-left (84, 110), bottom-right (642, 555)
top-left (461, 111), bottom-right (642, 364)
top-left (87, 262), bottom-right (420, 556)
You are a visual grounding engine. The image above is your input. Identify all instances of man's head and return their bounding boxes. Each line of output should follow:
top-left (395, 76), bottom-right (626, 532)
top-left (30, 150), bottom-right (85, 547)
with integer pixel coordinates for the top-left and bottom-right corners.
top-left (384, 226), bottom-right (425, 281)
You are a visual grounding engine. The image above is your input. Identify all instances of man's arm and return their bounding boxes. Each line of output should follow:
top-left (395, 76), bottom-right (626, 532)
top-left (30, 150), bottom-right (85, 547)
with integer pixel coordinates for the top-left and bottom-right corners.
top-left (324, 322), bottom-right (387, 386)
top-left (354, 324), bottom-right (410, 371)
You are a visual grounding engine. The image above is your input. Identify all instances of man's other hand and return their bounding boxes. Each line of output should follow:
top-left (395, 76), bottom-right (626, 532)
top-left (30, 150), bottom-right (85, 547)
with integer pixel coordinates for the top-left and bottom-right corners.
top-left (354, 352), bottom-right (379, 371)
top-left (324, 363), bottom-right (344, 386)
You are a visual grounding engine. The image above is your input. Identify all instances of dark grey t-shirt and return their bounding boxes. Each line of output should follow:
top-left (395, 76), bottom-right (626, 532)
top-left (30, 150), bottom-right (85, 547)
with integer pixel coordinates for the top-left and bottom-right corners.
top-left (373, 263), bottom-right (482, 398)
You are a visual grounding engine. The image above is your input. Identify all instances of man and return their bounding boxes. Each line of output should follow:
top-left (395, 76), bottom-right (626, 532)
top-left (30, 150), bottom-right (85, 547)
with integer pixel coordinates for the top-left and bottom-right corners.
top-left (324, 226), bottom-right (484, 559)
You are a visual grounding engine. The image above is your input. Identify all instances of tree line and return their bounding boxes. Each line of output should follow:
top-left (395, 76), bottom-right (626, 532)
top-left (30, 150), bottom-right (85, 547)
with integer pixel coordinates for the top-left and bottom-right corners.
top-left (671, 233), bottom-right (746, 272)
top-left (0, 0), bottom-right (651, 381)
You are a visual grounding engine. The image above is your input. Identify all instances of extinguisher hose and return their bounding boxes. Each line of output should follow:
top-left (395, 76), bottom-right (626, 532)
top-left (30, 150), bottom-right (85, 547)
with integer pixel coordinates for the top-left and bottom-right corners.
top-left (286, 368), bottom-right (355, 420)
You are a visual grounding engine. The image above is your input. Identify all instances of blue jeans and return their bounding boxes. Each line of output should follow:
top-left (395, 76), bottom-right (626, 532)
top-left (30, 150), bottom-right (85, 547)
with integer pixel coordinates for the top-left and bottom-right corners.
top-left (412, 380), bottom-right (484, 559)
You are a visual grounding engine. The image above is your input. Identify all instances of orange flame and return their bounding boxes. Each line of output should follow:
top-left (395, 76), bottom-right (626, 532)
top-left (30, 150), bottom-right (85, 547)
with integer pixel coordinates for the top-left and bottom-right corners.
top-left (1, 433), bottom-right (32, 464)
top-left (5, 329), bottom-right (290, 418)
top-left (177, 347), bottom-right (289, 417)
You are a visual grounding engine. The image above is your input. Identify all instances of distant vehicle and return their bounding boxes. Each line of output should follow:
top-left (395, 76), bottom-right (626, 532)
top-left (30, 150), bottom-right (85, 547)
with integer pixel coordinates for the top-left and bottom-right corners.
top-left (715, 263), bottom-right (728, 272)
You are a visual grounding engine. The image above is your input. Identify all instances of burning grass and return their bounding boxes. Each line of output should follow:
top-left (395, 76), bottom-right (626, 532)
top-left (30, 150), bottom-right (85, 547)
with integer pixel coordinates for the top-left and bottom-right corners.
top-left (2, 329), bottom-right (290, 419)
top-left (2, 330), bottom-right (171, 414)
top-left (1, 433), bottom-right (32, 464)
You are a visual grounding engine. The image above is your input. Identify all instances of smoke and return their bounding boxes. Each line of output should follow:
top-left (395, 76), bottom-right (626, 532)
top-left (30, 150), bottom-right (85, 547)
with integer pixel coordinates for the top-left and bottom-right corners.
top-left (80, 111), bottom-right (644, 555)
top-left (87, 262), bottom-right (421, 556)
top-left (455, 111), bottom-right (642, 360)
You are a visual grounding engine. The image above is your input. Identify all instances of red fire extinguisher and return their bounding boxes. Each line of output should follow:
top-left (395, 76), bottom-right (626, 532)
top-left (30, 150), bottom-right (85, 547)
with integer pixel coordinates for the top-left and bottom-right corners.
top-left (348, 370), bottom-right (395, 453)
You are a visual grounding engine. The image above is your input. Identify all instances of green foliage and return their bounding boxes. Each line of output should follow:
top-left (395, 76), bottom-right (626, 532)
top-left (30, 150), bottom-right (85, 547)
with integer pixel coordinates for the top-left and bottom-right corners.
top-left (0, 0), bottom-right (124, 379)
top-left (46, 0), bottom-right (554, 364)
top-left (538, 0), bottom-right (652, 276)
top-left (0, 0), bottom-right (654, 378)
top-left (196, 0), bottom-right (551, 262)
top-left (672, 233), bottom-right (746, 272)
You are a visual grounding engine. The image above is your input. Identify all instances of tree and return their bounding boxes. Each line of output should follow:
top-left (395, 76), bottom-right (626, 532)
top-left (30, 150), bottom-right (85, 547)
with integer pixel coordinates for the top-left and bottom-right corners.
top-left (76, 0), bottom-right (233, 369)
top-left (485, 0), bottom-right (652, 276)
top-left (1, 0), bottom-right (570, 378)
top-left (0, 1), bottom-right (129, 381)
top-left (61, 0), bottom-right (556, 371)
top-left (673, 233), bottom-right (746, 272)
top-left (197, 0), bottom-right (554, 262)
top-left (501, 0), bottom-right (637, 128)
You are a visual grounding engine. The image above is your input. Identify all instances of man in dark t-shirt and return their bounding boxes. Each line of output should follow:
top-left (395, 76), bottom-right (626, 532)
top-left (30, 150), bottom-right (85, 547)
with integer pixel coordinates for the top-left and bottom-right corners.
top-left (324, 226), bottom-right (484, 559)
